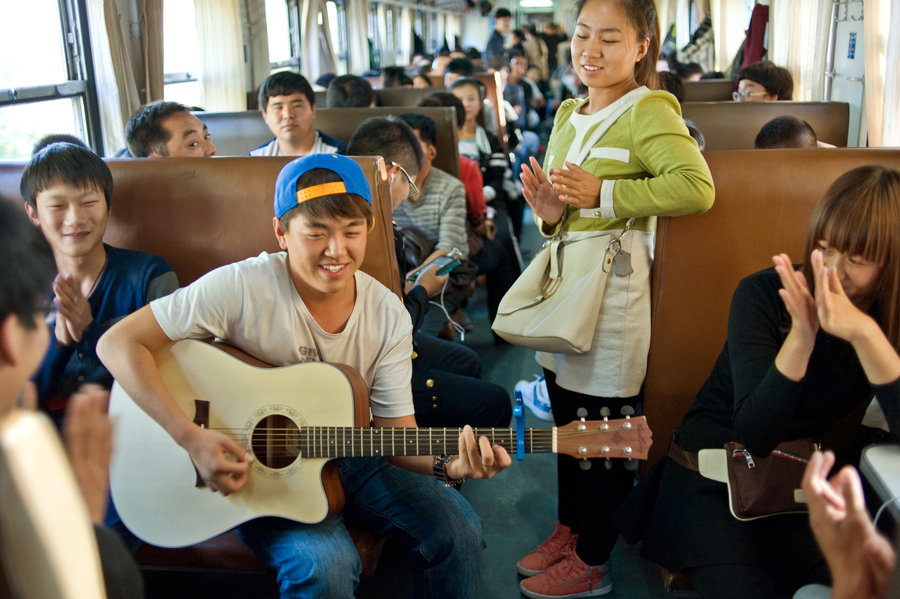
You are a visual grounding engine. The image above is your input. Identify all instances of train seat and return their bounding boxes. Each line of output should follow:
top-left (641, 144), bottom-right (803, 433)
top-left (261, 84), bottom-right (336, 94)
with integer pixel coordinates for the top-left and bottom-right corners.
top-left (643, 148), bottom-right (900, 467)
top-left (681, 100), bottom-right (851, 150)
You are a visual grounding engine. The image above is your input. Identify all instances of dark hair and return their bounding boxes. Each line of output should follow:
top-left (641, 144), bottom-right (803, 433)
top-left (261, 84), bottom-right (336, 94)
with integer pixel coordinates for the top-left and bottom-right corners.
top-left (258, 71), bottom-right (315, 112)
top-left (445, 58), bottom-right (475, 78)
top-left (0, 199), bottom-right (56, 330)
top-left (346, 117), bottom-right (424, 176)
top-left (657, 71), bottom-right (685, 102)
top-left (800, 166), bottom-right (900, 349)
top-left (417, 92), bottom-right (466, 128)
top-left (574, 0), bottom-right (660, 90)
top-left (381, 66), bottom-right (413, 88)
top-left (125, 100), bottom-right (192, 157)
top-left (398, 113), bottom-right (437, 146)
top-left (20, 143), bottom-right (113, 213)
top-left (684, 119), bottom-right (705, 151)
top-left (326, 74), bottom-right (376, 108)
top-left (32, 134), bottom-right (88, 156)
top-left (315, 73), bottom-right (336, 89)
top-left (674, 62), bottom-right (703, 81)
top-left (280, 168), bottom-right (373, 232)
top-left (495, 7), bottom-right (512, 19)
top-left (737, 60), bottom-right (794, 100)
top-left (754, 116), bottom-right (817, 149)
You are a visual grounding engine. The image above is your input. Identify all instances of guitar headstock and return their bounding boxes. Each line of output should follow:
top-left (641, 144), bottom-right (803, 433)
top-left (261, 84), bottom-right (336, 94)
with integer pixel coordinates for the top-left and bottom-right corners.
top-left (556, 416), bottom-right (652, 460)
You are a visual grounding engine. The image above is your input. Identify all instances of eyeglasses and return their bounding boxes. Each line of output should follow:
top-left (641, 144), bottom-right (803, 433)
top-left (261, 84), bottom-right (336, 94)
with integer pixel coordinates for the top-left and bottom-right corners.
top-left (732, 90), bottom-right (770, 102)
top-left (390, 161), bottom-right (419, 200)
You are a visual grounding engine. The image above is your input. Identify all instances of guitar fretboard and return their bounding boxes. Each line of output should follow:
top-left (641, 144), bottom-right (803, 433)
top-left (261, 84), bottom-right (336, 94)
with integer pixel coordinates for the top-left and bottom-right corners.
top-left (296, 427), bottom-right (555, 458)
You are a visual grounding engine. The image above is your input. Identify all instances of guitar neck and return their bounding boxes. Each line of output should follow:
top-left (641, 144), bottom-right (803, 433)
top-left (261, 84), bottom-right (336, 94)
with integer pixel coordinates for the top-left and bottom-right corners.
top-left (299, 427), bottom-right (553, 459)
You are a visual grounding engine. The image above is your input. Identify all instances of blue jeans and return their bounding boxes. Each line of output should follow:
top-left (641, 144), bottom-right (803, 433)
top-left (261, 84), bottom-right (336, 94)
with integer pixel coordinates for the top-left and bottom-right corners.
top-left (238, 456), bottom-right (484, 598)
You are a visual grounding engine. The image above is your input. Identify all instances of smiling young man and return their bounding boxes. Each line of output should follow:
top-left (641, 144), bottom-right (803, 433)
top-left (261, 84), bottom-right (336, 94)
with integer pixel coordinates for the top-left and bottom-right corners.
top-left (250, 71), bottom-right (347, 157)
top-left (20, 143), bottom-right (177, 425)
top-left (125, 101), bottom-right (217, 157)
top-left (97, 153), bottom-right (510, 598)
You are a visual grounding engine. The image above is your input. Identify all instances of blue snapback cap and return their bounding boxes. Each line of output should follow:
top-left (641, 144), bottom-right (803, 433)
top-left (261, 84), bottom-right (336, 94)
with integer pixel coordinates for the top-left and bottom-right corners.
top-left (274, 153), bottom-right (373, 219)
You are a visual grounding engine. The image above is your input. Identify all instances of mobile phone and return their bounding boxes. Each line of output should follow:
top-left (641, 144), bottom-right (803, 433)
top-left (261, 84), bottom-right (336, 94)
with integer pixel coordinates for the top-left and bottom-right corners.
top-left (406, 248), bottom-right (463, 283)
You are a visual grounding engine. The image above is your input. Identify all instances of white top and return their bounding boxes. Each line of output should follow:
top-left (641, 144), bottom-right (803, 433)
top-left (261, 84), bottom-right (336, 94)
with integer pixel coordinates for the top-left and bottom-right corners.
top-left (151, 252), bottom-right (414, 418)
top-left (248, 131), bottom-right (343, 157)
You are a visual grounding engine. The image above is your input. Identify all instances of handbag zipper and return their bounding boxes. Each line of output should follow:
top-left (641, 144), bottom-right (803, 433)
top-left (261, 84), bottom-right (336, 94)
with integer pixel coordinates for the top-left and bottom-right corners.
top-left (731, 444), bottom-right (820, 469)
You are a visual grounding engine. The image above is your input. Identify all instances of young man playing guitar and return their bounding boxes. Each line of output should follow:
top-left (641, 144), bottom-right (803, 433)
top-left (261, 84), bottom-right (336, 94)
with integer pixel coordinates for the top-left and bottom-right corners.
top-left (97, 153), bottom-right (511, 598)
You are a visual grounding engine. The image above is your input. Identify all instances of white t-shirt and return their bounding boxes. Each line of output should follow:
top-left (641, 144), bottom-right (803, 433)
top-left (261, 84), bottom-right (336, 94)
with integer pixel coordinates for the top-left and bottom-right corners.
top-left (151, 252), bottom-right (414, 418)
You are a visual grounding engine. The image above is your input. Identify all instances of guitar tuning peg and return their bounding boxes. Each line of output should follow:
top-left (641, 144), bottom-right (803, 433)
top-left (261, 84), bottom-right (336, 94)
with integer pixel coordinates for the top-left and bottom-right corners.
top-left (624, 459), bottom-right (639, 471)
top-left (576, 406), bottom-right (589, 431)
top-left (579, 459), bottom-right (592, 471)
top-left (603, 458), bottom-right (612, 470)
top-left (599, 406), bottom-right (610, 431)
top-left (619, 405), bottom-right (634, 430)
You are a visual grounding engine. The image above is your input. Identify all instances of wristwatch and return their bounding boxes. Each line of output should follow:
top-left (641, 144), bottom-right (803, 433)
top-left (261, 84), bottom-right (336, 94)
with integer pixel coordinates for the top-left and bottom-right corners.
top-left (433, 454), bottom-right (464, 489)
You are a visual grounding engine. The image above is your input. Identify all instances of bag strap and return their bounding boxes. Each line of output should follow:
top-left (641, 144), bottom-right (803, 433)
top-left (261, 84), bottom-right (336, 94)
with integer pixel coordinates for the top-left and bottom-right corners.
top-left (571, 86), bottom-right (650, 167)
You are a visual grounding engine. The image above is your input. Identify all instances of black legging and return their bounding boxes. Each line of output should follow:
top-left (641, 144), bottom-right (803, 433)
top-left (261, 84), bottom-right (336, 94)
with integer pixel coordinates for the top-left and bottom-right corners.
top-left (544, 369), bottom-right (640, 565)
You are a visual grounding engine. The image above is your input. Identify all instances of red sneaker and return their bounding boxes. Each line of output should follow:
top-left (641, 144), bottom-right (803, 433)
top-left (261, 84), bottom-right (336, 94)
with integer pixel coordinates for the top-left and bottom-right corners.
top-left (517, 522), bottom-right (578, 577)
top-left (520, 544), bottom-right (612, 598)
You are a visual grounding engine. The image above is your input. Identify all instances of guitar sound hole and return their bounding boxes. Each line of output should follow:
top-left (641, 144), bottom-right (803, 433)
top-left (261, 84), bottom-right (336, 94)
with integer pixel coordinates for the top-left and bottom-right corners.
top-left (251, 414), bottom-right (301, 469)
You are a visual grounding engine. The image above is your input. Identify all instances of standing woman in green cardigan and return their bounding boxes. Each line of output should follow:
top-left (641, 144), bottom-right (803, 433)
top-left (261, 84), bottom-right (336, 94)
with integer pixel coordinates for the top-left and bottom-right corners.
top-left (516, 0), bottom-right (714, 597)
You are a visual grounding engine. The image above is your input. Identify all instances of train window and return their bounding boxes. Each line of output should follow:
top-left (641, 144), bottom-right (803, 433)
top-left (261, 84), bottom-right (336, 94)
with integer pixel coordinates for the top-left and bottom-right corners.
top-left (266, 0), bottom-right (292, 67)
top-left (163, 0), bottom-right (201, 107)
top-left (0, 0), bottom-right (99, 158)
top-left (326, 0), bottom-right (348, 74)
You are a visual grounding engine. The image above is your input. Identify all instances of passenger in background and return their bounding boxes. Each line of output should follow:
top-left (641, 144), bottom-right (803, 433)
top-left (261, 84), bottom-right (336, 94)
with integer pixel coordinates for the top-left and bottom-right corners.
top-left (32, 133), bottom-right (88, 155)
top-left (0, 200), bottom-right (144, 599)
top-left (326, 74), bottom-right (377, 108)
top-left (517, 0), bottom-right (714, 596)
top-left (250, 71), bottom-right (346, 157)
top-left (313, 72), bottom-right (336, 92)
top-left (734, 59), bottom-right (794, 101)
top-left (382, 66), bottom-right (414, 88)
top-left (412, 66), bottom-right (434, 89)
top-left (755, 115), bottom-right (818, 149)
top-left (444, 57), bottom-right (475, 86)
top-left (522, 24), bottom-right (550, 84)
top-left (21, 143), bottom-right (178, 427)
top-left (484, 7), bottom-right (512, 71)
top-left (541, 22), bottom-right (569, 76)
top-left (347, 116), bottom-right (512, 428)
top-left (618, 166), bottom-right (900, 599)
top-left (431, 52), bottom-right (452, 76)
top-left (125, 101), bottom-right (217, 158)
top-left (416, 91), bottom-right (521, 340)
top-left (395, 113), bottom-right (474, 338)
top-left (503, 49), bottom-right (543, 176)
top-left (675, 61), bottom-right (703, 82)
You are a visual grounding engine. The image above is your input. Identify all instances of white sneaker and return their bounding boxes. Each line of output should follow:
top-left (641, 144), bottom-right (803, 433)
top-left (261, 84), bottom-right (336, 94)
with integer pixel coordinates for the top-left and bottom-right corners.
top-left (515, 375), bottom-right (554, 422)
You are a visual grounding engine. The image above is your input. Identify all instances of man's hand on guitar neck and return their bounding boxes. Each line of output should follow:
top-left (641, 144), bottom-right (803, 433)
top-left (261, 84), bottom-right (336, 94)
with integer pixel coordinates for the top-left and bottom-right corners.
top-left (447, 425), bottom-right (512, 482)
top-left (182, 426), bottom-right (254, 496)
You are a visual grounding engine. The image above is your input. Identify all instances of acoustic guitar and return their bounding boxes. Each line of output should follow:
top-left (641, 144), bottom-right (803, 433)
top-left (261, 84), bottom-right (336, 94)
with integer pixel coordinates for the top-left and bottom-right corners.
top-left (109, 339), bottom-right (652, 548)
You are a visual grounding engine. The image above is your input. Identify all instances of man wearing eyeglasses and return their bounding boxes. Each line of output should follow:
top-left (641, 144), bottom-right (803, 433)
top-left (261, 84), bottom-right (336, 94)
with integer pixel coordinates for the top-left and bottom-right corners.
top-left (733, 60), bottom-right (794, 102)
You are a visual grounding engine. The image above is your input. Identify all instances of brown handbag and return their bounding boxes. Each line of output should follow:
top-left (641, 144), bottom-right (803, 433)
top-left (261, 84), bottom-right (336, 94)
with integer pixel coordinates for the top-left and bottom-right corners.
top-left (723, 439), bottom-right (821, 521)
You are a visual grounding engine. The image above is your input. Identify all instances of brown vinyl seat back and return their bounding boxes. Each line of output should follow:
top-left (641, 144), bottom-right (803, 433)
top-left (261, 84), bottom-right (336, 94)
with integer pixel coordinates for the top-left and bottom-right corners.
top-left (680, 101), bottom-right (850, 150)
top-left (196, 107), bottom-right (461, 180)
top-left (0, 156), bottom-right (400, 296)
top-left (643, 148), bottom-right (900, 466)
top-left (682, 79), bottom-right (734, 102)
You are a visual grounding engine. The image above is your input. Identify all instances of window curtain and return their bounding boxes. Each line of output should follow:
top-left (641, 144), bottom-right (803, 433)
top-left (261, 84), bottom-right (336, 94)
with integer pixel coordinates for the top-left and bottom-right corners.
top-left (445, 13), bottom-right (461, 53)
top-left (769, 0), bottom-right (830, 101)
top-left (399, 8), bottom-right (416, 67)
top-left (301, 0), bottom-right (337, 82)
top-left (863, 0), bottom-right (900, 147)
top-left (709, 0), bottom-right (750, 73)
top-left (193, 0), bottom-right (245, 111)
top-left (88, 0), bottom-right (163, 155)
top-left (244, 0), bottom-right (272, 96)
top-left (346, 0), bottom-right (370, 75)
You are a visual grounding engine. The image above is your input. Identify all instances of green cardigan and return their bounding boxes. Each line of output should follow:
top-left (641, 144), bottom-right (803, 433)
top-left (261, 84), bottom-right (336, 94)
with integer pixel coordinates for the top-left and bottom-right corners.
top-left (540, 90), bottom-right (715, 234)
